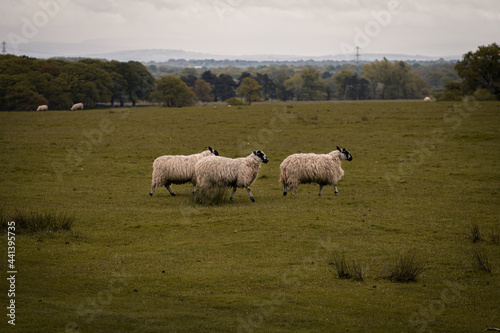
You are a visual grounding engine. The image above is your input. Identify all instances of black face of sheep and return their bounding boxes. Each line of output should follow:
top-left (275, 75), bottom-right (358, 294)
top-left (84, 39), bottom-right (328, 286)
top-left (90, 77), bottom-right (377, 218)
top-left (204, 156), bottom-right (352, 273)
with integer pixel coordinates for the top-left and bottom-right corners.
top-left (207, 147), bottom-right (220, 156)
top-left (253, 150), bottom-right (269, 163)
top-left (337, 146), bottom-right (353, 161)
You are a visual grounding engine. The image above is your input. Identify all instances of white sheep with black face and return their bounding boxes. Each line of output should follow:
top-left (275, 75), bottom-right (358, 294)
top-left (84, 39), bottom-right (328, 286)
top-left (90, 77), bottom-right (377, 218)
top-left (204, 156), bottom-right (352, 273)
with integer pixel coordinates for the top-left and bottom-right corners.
top-left (280, 146), bottom-right (353, 197)
top-left (195, 150), bottom-right (269, 202)
top-left (149, 147), bottom-right (220, 197)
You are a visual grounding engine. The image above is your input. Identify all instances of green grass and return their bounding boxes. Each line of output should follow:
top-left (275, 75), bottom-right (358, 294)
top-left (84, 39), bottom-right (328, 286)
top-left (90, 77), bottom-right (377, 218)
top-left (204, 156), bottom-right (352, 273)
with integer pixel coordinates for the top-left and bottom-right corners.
top-left (0, 101), bottom-right (499, 332)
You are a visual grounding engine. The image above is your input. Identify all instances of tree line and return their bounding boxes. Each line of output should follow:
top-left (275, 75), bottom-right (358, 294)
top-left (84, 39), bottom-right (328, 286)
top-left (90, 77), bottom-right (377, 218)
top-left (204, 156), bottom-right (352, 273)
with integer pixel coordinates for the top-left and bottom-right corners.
top-left (162, 59), bottom-right (437, 106)
top-left (1, 43), bottom-right (498, 110)
top-left (157, 43), bottom-right (499, 105)
top-left (0, 55), bottom-right (155, 111)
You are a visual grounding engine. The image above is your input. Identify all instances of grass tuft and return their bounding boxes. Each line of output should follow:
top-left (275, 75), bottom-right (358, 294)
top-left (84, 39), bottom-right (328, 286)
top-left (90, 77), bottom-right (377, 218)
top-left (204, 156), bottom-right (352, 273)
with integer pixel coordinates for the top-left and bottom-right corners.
top-left (468, 222), bottom-right (482, 243)
top-left (471, 246), bottom-right (492, 273)
top-left (0, 207), bottom-right (75, 234)
top-left (489, 229), bottom-right (500, 245)
top-left (192, 187), bottom-right (230, 206)
top-left (330, 253), bottom-right (365, 281)
top-left (381, 252), bottom-right (426, 282)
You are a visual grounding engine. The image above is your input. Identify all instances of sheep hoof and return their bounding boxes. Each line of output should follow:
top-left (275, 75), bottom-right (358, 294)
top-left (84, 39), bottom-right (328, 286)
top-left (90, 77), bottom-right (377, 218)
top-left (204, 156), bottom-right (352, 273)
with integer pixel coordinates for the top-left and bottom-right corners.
top-left (250, 197), bottom-right (255, 202)
top-left (335, 193), bottom-right (338, 196)
top-left (170, 193), bottom-right (176, 197)
top-left (283, 192), bottom-right (287, 196)
top-left (149, 193), bottom-right (153, 197)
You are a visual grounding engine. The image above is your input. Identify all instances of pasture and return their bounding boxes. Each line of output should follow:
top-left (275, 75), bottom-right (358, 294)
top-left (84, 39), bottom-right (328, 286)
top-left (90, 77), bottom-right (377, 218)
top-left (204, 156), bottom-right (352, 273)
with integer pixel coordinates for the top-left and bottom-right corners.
top-left (0, 101), bottom-right (499, 332)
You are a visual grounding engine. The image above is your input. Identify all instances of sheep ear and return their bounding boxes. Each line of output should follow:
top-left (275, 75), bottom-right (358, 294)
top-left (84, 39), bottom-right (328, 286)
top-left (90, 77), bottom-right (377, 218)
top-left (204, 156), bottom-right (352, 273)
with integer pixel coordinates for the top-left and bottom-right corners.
top-left (252, 150), bottom-right (257, 155)
top-left (337, 146), bottom-right (341, 151)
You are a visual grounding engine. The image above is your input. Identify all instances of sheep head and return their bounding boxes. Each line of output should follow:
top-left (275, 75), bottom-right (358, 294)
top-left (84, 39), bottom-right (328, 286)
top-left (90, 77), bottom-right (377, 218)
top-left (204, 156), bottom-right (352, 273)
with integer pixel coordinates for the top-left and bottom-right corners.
top-left (252, 150), bottom-right (269, 163)
top-left (206, 146), bottom-right (220, 156)
top-left (337, 146), bottom-right (353, 161)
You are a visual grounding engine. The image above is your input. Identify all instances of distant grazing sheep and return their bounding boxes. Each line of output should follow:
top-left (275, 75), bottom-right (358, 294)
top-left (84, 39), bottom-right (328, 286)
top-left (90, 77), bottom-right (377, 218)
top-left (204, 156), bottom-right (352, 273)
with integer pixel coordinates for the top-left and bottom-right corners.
top-left (280, 146), bottom-right (353, 197)
top-left (195, 150), bottom-right (269, 202)
top-left (149, 147), bottom-right (219, 197)
top-left (36, 105), bottom-right (48, 112)
top-left (423, 97), bottom-right (431, 102)
top-left (71, 103), bottom-right (84, 111)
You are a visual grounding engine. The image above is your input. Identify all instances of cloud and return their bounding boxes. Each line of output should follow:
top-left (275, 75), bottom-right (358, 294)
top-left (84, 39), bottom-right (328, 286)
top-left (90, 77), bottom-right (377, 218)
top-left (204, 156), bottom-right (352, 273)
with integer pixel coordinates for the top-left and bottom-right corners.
top-left (0, 0), bottom-right (498, 57)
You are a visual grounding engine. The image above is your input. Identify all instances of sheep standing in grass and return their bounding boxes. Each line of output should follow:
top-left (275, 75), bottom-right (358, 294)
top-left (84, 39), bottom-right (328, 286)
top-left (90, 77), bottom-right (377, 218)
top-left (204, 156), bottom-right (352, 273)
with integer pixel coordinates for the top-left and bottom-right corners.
top-left (423, 97), bottom-right (432, 102)
top-left (149, 147), bottom-right (219, 197)
top-left (195, 150), bottom-right (269, 202)
top-left (71, 103), bottom-right (84, 111)
top-left (36, 105), bottom-right (48, 111)
top-left (280, 146), bottom-right (353, 197)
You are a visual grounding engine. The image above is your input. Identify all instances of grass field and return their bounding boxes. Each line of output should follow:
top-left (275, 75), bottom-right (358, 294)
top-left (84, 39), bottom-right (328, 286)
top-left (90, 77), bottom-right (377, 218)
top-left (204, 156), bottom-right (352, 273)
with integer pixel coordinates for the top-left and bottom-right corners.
top-left (1, 101), bottom-right (499, 332)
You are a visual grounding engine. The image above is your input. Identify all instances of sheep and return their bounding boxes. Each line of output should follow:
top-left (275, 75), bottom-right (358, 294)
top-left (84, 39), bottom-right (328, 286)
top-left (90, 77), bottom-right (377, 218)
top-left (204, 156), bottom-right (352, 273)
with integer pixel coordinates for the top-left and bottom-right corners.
top-left (195, 150), bottom-right (269, 202)
top-left (423, 97), bottom-right (432, 102)
top-left (280, 146), bottom-right (353, 197)
top-left (149, 147), bottom-right (219, 197)
top-left (71, 103), bottom-right (84, 111)
top-left (36, 105), bottom-right (48, 112)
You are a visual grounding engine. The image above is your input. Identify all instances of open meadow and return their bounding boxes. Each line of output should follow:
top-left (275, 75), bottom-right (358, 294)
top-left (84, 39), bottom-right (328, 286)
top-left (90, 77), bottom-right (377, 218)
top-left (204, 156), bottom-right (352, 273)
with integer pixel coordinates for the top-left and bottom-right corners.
top-left (0, 101), bottom-right (499, 332)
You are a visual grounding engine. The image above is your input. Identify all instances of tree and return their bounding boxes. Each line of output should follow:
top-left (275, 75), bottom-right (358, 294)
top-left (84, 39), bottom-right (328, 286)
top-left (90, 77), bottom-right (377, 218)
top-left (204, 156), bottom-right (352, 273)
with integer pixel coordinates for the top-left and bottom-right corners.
top-left (455, 43), bottom-right (500, 99)
top-left (362, 59), bottom-right (428, 99)
top-left (150, 76), bottom-right (194, 107)
top-left (300, 67), bottom-right (327, 100)
top-left (60, 61), bottom-right (113, 107)
top-left (4, 80), bottom-right (48, 111)
top-left (214, 74), bottom-right (237, 101)
top-left (274, 70), bottom-right (294, 101)
top-left (193, 79), bottom-right (213, 102)
top-left (237, 77), bottom-right (262, 105)
top-left (126, 61), bottom-right (155, 106)
top-left (284, 74), bottom-right (303, 101)
top-left (438, 81), bottom-right (462, 101)
top-left (256, 73), bottom-right (277, 101)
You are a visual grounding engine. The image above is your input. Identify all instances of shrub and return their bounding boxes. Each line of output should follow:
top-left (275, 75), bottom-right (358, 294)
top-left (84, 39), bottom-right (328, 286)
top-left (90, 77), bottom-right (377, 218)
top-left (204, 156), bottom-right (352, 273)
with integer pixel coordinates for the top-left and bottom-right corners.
top-left (474, 88), bottom-right (497, 101)
top-left (436, 81), bottom-right (462, 101)
top-left (0, 208), bottom-right (75, 234)
top-left (381, 252), bottom-right (425, 282)
top-left (225, 97), bottom-right (246, 106)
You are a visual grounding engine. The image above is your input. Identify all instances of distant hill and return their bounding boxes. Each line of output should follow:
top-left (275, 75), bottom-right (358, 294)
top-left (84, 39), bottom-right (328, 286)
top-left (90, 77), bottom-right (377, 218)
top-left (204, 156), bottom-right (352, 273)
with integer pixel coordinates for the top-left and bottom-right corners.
top-left (85, 49), bottom-right (460, 63)
top-left (8, 41), bottom-right (461, 63)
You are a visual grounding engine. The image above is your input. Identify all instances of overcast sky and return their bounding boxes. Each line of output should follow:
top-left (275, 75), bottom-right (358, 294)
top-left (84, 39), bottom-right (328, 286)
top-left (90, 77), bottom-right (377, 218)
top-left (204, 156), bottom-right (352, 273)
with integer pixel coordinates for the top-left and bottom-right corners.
top-left (1, 0), bottom-right (499, 58)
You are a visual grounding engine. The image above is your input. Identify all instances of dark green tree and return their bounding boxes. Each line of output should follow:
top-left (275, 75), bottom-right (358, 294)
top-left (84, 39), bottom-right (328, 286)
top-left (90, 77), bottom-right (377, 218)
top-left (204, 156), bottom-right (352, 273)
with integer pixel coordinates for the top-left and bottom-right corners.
top-left (455, 43), bottom-right (500, 99)
top-left (438, 81), bottom-right (463, 101)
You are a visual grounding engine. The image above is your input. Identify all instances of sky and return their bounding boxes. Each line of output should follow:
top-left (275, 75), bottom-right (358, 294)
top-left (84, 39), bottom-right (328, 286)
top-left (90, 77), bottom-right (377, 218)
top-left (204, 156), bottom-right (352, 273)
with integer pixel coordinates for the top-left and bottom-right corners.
top-left (1, 0), bottom-right (499, 59)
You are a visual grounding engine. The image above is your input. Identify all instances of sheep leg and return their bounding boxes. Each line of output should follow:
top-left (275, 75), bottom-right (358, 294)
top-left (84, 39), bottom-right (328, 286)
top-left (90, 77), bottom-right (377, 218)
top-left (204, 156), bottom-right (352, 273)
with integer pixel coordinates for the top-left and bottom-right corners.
top-left (230, 187), bottom-right (237, 201)
top-left (318, 185), bottom-right (324, 196)
top-left (334, 185), bottom-right (338, 196)
top-left (149, 185), bottom-right (155, 196)
top-left (165, 184), bottom-right (176, 196)
top-left (246, 187), bottom-right (256, 202)
top-left (283, 184), bottom-right (287, 196)
top-left (192, 185), bottom-right (197, 195)
top-left (290, 187), bottom-right (295, 196)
